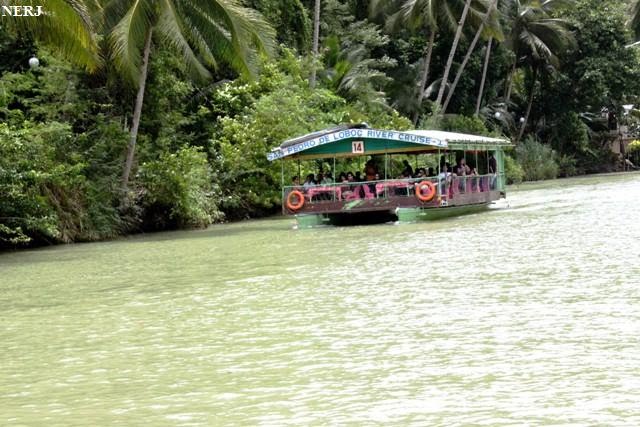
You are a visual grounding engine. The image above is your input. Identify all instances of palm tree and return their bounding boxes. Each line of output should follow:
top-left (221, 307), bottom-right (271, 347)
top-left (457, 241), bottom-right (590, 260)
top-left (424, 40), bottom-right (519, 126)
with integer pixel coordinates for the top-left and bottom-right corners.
top-left (321, 35), bottom-right (391, 107)
top-left (631, 0), bottom-right (640, 40)
top-left (0, 0), bottom-right (99, 71)
top-left (441, 0), bottom-right (501, 113)
top-left (391, 0), bottom-right (444, 124)
top-left (309, 0), bottom-right (321, 88)
top-left (475, 37), bottom-right (493, 114)
top-left (503, 0), bottom-right (572, 104)
top-left (434, 0), bottom-right (473, 108)
top-left (372, 0), bottom-right (482, 124)
top-left (501, 0), bottom-right (574, 141)
top-left (102, 0), bottom-right (275, 188)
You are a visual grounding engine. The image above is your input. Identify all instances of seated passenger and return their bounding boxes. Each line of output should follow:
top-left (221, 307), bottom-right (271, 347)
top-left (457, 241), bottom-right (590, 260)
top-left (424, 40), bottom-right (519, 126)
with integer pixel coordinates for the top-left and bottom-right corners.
top-left (455, 158), bottom-right (470, 176)
top-left (445, 163), bottom-right (457, 180)
top-left (313, 172), bottom-right (328, 199)
top-left (455, 158), bottom-right (470, 192)
top-left (322, 172), bottom-right (334, 184)
top-left (291, 176), bottom-right (300, 187)
top-left (488, 153), bottom-right (497, 174)
top-left (341, 172), bottom-right (354, 199)
top-left (401, 160), bottom-right (414, 178)
top-left (303, 173), bottom-right (316, 189)
top-left (437, 164), bottom-right (452, 194)
top-left (365, 160), bottom-right (378, 181)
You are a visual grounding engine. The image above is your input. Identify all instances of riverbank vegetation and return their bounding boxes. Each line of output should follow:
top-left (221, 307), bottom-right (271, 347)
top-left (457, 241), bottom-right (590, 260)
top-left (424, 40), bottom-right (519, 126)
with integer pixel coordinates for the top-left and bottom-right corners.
top-left (2, 0), bottom-right (640, 248)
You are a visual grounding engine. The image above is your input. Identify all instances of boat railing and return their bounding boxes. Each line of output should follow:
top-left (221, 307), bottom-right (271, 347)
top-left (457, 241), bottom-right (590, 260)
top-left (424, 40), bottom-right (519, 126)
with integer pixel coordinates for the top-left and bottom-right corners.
top-left (284, 174), bottom-right (497, 205)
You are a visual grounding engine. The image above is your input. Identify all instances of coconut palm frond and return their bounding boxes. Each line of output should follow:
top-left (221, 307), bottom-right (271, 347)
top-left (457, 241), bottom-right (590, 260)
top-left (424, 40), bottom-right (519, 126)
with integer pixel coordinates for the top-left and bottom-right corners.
top-left (508, 0), bottom-right (573, 68)
top-left (529, 19), bottom-right (575, 46)
top-left (369, 0), bottom-right (397, 18)
top-left (156, 0), bottom-right (210, 80)
top-left (178, 0), bottom-right (275, 78)
top-left (103, 0), bottom-right (275, 83)
top-left (1, 0), bottom-right (100, 71)
top-left (384, 9), bottom-right (406, 32)
top-left (483, 0), bottom-right (504, 42)
top-left (440, 0), bottom-right (459, 32)
top-left (520, 28), bottom-right (556, 65)
top-left (179, 0), bottom-right (251, 76)
top-left (401, 0), bottom-right (436, 30)
top-left (422, 79), bottom-right (441, 99)
top-left (108, 0), bottom-right (156, 82)
top-left (463, 0), bottom-right (493, 32)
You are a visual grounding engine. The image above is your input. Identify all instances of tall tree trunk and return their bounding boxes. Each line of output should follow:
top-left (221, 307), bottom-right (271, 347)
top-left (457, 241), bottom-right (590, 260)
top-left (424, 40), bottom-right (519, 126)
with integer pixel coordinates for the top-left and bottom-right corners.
top-left (309, 0), bottom-right (321, 88)
top-left (504, 61), bottom-right (516, 103)
top-left (435, 0), bottom-right (472, 109)
top-left (517, 67), bottom-right (537, 142)
top-left (122, 28), bottom-right (152, 189)
top-left (475, 37), bottom-right (493, 115)
top-left (442, 0), bottom-right (498, 113)
top-left (441, 24), bottom-right (484, 114)
top-left (413, 30), bottom-right (435, 126)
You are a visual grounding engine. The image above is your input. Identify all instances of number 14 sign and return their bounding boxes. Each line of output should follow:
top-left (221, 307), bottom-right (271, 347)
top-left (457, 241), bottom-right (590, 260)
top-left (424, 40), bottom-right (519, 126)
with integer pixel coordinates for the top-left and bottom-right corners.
top-left (352, 140), bottom-right (364, 154)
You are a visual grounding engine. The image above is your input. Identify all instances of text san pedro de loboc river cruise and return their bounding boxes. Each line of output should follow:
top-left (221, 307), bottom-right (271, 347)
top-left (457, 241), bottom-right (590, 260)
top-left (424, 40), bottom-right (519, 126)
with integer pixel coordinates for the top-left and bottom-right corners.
top-left (267, 123), bottom-right (512, 228)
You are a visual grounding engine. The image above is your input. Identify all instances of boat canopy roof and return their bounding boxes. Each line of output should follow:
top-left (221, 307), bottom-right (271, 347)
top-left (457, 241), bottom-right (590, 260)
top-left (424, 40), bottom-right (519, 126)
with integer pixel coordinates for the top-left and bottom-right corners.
top-left (267, 124), bottom-right (512, 161)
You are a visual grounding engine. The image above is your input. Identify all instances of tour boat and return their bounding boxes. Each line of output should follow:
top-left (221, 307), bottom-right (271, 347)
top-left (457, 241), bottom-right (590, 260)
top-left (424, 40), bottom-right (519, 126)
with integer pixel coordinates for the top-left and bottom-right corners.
top-left (267, 124), bottom-right (512, 227)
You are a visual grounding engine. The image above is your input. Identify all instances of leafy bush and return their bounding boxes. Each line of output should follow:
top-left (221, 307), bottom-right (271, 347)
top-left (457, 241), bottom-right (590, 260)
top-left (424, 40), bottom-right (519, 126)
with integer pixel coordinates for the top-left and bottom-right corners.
top-left (139, 146), bottom-right (221, 229)
top-left (0, 122), bottom-right (127, 246)
top-left (0, 49), bottom-right (133, 247)
top-left (574, 133), bottom-right (621, 174)
top-left (557, 154), bottom-right (578, 177)
top-left (548, 112), bottom-right (590, 154)
top-left (504, 154), bottom-right (524, 184)
top-left (0, 123), bottom-right (60, 245)
top-left (515, 137), bottom-right (559, 181)
top-left (441, 115), bottom-right (489, 135)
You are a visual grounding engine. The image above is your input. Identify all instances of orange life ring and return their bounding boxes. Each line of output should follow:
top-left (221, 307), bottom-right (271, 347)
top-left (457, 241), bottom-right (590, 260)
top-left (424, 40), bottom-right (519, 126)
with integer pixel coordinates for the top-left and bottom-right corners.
top-left (415, 180), bottom-right (436, 202)
top-left (286, 190), bottom-right (305, 211)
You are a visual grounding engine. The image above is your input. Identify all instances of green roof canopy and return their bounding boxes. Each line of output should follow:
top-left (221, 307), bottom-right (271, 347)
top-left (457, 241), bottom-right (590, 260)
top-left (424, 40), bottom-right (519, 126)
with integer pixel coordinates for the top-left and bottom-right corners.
top-left (267, 127), bottom-right (512, 161)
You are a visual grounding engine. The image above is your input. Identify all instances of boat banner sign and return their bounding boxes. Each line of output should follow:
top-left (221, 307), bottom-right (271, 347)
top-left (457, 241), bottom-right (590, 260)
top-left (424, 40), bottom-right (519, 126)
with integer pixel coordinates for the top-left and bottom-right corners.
top-left (267, 129), bottom-right (447, 161)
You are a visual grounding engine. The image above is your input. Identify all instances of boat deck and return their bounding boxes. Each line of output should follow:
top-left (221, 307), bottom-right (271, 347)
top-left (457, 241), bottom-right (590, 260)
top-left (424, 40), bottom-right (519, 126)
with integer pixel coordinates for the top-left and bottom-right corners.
top-left (285, 175), bottom-right (501, 216)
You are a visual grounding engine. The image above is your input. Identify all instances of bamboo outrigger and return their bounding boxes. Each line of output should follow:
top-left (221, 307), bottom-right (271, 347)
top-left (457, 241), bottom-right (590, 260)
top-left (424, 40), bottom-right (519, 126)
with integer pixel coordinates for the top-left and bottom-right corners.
top-left (267, 124), bottom-right (512, 227)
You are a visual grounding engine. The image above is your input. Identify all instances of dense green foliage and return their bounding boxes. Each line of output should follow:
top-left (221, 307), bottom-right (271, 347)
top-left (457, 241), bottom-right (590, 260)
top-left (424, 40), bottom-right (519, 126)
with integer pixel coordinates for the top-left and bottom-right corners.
top-left (204, 51), bottom-right (410, 219)
top-left (503, 154), bottom-right (524, 185)
top-left (515, 137), bottom-right (560, 182)
top-left (2, 0), bottom-right (640, 248)
top-left (139, 147), bottom-right (220, 228)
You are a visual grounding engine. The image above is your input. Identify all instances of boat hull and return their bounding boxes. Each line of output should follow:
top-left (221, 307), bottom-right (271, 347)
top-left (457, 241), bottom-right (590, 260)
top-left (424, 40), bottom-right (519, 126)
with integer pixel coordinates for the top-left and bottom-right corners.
top-left (295, 201), bottom-right (493, 228)
top-left (395, 203), bottom-right (491, 222)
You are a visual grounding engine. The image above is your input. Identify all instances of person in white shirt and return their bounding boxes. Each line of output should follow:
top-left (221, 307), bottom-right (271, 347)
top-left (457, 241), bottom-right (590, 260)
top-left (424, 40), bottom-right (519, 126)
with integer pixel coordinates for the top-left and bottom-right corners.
top-left (437, 164), bottom-right (453, 195)
top-left (303, 174), bottom-right (316, 189)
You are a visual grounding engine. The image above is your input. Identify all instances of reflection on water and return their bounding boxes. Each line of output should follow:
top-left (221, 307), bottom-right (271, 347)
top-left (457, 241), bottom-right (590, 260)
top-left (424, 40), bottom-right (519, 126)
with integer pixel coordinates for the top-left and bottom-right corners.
top-left (2, 173), bottom-right (640, 425)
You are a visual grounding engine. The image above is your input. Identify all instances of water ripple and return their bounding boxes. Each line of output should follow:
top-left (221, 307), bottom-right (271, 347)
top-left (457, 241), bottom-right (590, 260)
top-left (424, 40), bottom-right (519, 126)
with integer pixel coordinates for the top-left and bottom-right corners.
top-left (1, 173), bottom-right (640, 425)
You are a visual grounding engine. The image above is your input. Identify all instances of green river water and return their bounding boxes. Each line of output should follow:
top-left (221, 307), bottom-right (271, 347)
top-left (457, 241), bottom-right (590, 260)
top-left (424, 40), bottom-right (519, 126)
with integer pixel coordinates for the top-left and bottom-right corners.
top-left (2, 173), bottom-right (640, 426)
